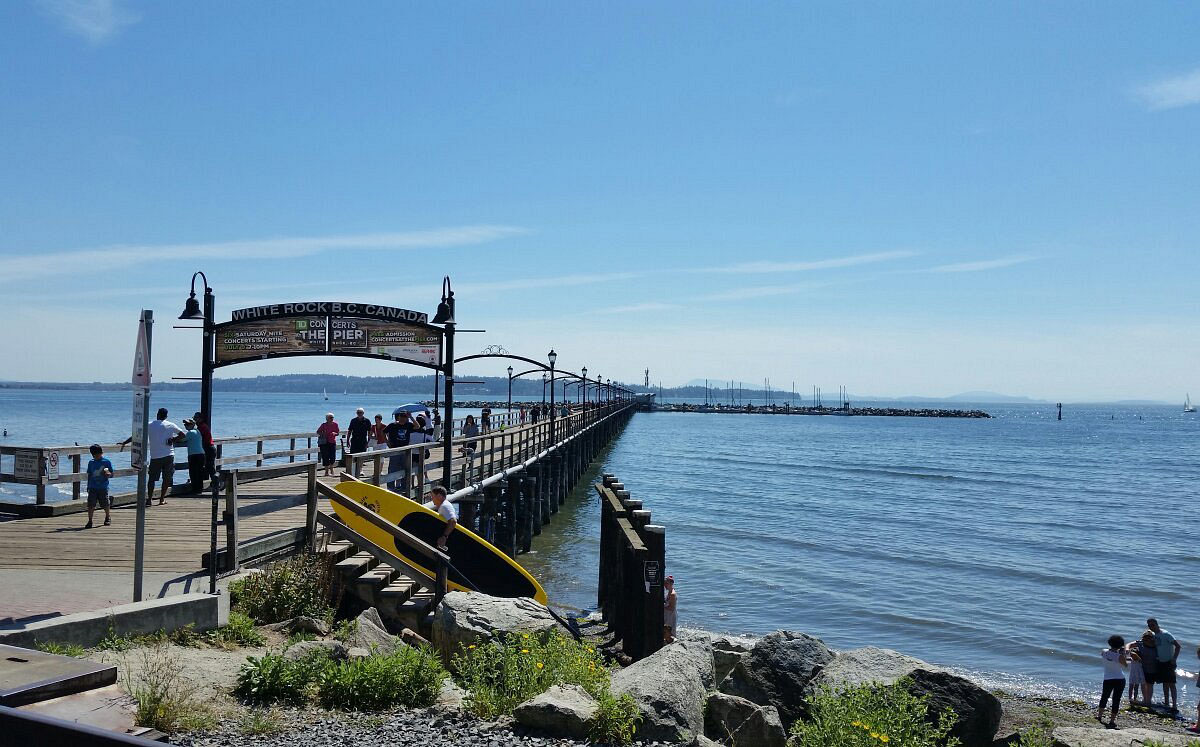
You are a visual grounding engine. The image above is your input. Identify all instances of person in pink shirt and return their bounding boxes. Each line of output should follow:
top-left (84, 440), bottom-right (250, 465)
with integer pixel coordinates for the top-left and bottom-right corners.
top-left (316, 412), bottom-right (340, 476)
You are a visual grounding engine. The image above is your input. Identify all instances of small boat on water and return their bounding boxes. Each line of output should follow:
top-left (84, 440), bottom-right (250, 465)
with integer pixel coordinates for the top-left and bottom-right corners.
top-left (1186, 394), bottom-right (1195, 413)
top-left (323, 387), bottom-right (328, 401)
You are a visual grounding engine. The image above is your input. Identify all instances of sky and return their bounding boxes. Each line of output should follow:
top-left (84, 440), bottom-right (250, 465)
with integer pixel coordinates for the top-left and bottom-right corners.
top-left (1, 1), bottom-right (1198, 401)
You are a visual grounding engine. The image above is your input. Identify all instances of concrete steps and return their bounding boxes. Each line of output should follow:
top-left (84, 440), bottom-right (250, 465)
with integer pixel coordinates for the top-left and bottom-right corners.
top-left (317, 538), bottom-right (431, 632)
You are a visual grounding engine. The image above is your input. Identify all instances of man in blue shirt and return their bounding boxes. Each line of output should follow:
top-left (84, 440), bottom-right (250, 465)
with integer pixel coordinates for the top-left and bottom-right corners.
top-left (86, 443), bottom-right (114, 528)
top-left (1148, 617), bottom-right (1182, 711)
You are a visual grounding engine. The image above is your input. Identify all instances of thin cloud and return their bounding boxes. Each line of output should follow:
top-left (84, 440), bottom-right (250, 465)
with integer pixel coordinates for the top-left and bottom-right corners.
top-left (1135, 67), bottom-right (1200, 111)
top-left (591, 302), bottom-right (678, 315)
top-left (925, 255), bottom-right (1039, 273)
top-left (0, 226), bottom-right (527, 283)
top-left (456, 272), bottom-right (642, 295)
top-left (38, 0), bottom-right (139, 44)
top-left (694, 250), bottom-right (917, 275)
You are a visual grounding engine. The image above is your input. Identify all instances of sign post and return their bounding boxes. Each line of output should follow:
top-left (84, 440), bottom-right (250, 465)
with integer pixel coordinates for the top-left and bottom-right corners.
top-left (132, 310), bottom-right (153, 602)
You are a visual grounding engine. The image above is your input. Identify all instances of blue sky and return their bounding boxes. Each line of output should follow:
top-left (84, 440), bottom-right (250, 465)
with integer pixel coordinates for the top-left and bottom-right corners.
top-left (1, 1), bottom-right (1197, 400)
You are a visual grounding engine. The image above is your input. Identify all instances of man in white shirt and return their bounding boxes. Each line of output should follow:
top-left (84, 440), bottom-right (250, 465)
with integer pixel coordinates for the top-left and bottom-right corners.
top-left (146, 408), bottom-right (185, 506)
top-left (422, 485), bottom-right (457, 550)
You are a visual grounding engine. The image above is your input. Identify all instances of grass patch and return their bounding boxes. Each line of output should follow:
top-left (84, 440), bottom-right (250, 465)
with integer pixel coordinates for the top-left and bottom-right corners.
top-left (1015, 709), bottom-right (1055, 747)
top-left (228, 554), bottom-right (336, 624)
top-left (234, 651), bottom-right (321, 706)
top-left (34, 641), bottom-right (87, 657)
top-left (126, 644), bottom-right (215, 733)
top-left (286, 631), bottom-right (318, 647)
top-left (589, 690), bottom-right (642, 746)
top-left (237, 707), bottom-right (284, 736)
top-left (316, 646), bottom-right (447, 710)
top-left (212, 611), bottom-right (266, 648)
top-left (451, 631), bottom-right (610, 719)
top-left (789, 679), bottom-right (960, 747)
top-left (333, 618), bottom-right (359, 643)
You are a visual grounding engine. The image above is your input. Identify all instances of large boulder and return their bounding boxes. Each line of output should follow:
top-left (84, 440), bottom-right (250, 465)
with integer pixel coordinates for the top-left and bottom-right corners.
top-left (1051, 727), bottom-right (1195, 746)
top-left (718, 630), bottom-right (834, 728)
top-left (816, 646), bottom-right (1000, 747)
top-left (711, 634), bottom-right (757, 685)
top-left (704, 692), bottom-right (786, 747)
top-left (346, 607), bottom-right (404, 654)
top-left (431, 591), bottom-right (561, 659)
top-left (904, 669), bottom-right (1001, 747)
top-left (611, 637), bottom-right (715, 742)
top-left (512, 684), bottom-right (598, 739)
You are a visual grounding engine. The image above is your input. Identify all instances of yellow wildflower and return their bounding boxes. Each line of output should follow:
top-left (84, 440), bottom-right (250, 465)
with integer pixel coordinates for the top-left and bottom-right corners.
top-left (536, 662), bottom-right (544, 669)
top-left (521, 649), bottom-right (530, 654)
top-left (879, 736), bottom-right (890, 743)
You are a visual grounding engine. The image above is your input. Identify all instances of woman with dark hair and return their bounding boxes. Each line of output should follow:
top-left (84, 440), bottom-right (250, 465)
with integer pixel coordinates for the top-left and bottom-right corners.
top-left (1098, 634), bottom-right (1128, 726)
top-left (316, 413), bottom-right (339, 477)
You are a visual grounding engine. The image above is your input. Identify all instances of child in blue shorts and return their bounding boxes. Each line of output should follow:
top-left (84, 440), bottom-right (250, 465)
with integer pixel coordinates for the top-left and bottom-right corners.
top-left (86, 443), bottom-right (114, 528)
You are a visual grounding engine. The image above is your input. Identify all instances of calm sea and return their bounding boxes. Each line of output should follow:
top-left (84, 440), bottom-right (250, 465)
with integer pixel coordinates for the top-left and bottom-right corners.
top-left (2, 389), bottom-right (1197, 699)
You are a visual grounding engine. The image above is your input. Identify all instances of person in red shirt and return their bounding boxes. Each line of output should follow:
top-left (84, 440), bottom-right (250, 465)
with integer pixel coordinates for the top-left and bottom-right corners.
top-left (193, 411), bottom-right (222, 491)
top-left (316, 413), bottom-right (340, 476)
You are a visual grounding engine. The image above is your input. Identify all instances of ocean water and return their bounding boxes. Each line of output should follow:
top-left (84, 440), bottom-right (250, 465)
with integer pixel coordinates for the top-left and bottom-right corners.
top-left (2, 389), bottom-right (1197, 699)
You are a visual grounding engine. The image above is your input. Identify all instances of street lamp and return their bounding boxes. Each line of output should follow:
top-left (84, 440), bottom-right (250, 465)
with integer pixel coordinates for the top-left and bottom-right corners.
top-left (431, 277), bottom-right (455, 487)
top-left (548, 349), bottom-right (557, 443)
top-left (542, 372), bottom-right (548, 404)
top-left (507, 365), bottom-right (514, 414)
top-left (178, 272), bottom-right (215, 429)
top-left (580, 367), bottom-right (587, 409)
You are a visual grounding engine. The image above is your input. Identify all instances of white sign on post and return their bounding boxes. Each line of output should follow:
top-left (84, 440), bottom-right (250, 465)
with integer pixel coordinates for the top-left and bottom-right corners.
top-left (131, 389), bottom-right (147, 469)
top-left (132, 313), bottom-right (151, 387)
top-left (46, 450), bottom-right (59, 480)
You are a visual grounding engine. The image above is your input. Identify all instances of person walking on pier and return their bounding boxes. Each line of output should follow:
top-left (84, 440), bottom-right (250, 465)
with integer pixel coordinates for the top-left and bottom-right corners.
top-left (85, 444), bottom-right (113, 528)
top-left (182, 419), bottom-right (206, 493)
top-left (481, 407), bottom-right (492, 433)
top-left (409, 414), bottom-right (429, 494)
top-left (384, 410), bottom-right (412, 492)
top-left (423, 485), bottom-right (457, 551)
top-left (346, 408), bottom-right (371, 476)
top-left (370, 413), bottom-right (387, 450)
top-left (316, 413), bottom-right (340, 477)
top-left (147, 408), bottom-right (185, 506)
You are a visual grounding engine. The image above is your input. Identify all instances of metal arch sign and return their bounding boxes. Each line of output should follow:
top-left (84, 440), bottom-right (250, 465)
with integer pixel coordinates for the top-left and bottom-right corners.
top-left (214, 302), bottom-right (442, 370)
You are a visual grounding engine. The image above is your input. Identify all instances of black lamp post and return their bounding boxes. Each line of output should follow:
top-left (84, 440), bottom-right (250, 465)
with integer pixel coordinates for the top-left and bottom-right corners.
top-left (580, 366), bottom-right (587, 409)
top-left (507, 365), bottom-right (513, 415)
top-left (178, 272), bottom-right (215, 429)
top-left (431, 277), bottom-right (455, 487)
top-left (548, 349), bottom-right (557, 443)
top-left (542, 373), bottom-right (548, 404)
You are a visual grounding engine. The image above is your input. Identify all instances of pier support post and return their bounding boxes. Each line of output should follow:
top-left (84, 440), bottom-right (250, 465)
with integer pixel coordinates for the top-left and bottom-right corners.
top-left (643, 524), bottom-right (666, 657)
top-left (483, 481), bottom-right (503, 548)
top-left (516, 474), bottom-right (533, 553)
top-left (500, 478), bottom-right (518, 559)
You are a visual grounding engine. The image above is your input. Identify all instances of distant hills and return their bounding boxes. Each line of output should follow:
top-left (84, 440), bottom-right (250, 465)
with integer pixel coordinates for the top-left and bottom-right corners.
top-left (0, 378), bottom-right (1173, 405)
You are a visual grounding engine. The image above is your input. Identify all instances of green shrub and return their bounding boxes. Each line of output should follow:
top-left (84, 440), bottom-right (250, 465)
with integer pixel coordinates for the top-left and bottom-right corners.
top-left (451, 631), bottom-right (609, 719)
top-left (212, 612), bottom-right (266, 648)
top-left (234, 651), bottom-right (320, 705)
top-left (333, 618), bottom-right (359, 643)
top-left (228, 554), bottom-right (336, 624)
top-left (317, 646), bottom-right (447, 710)
top-left (1016, 710), bottom-right (1055, 747)
top-left (126, 644), bottom-right (214, 733)
top-left (287, 631), bottom-right (318, 647)
top-left (34, 641), bottom-right (87, 657)
top-left (238, 707), bottom-right (283, 735)
top-left (789, 679), bottom-right (960, 747)
top-left (169, 624), bottom-right (203, 647)
top-left (589, 690), bottom-right (641, 745)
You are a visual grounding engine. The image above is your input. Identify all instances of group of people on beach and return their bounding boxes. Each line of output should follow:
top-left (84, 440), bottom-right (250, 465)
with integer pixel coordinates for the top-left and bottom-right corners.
top-left (1097, 617), bottom-right (1199, 731)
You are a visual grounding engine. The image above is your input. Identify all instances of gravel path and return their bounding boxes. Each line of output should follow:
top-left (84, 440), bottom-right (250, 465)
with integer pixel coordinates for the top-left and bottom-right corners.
top-left (175, 707), bottom-right (682, 747)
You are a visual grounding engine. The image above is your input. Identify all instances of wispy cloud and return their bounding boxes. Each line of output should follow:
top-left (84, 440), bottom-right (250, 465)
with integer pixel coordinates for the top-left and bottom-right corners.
top-left (591, 302), bottom-right (678, 315)
top-left (0, 225), bottom-right (527, 283)
top-left (694, 250), bottom-right (917, 275)
top-left (456, 272), bottom-right (642, 295)
top-left (38, 0), bottom-right (140, 44)
top-left (1135, 67), bottom-right (1200, 111)
top-left (925, 255), bottom-right (1039, 273)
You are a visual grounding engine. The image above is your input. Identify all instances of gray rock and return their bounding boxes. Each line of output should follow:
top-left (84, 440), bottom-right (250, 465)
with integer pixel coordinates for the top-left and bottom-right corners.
top-left (711, 634), bottom-right (757, 684)
top-left (704, 692), bottom-right (786, 747)
top-left (611, 637), bottom-right (714, 742)
top-left (904, 669), bottom-right (1001, 747)
top-left (347, 606), bottom-right (404, 654)
top-left (513, 684), bottom-right (598, 739)
top-left (718, 630), bottom-right (834, 728)
top-left (291, 615), bottom-right (331, 636)
top-left (434, 679), bottom-right (468, 712)
top-left (345, 646), bottom-right (370, 659)
top-left (283, 639), bottom-right (347, 661)
top-left (816, 646), bottom-right (1000, 747)
top-left (1052, 726), bottom-right (1194, 746)
top-left (689, 736), bottom-right (723, 747)
top-left (431, 591), bottom-right (562, 660)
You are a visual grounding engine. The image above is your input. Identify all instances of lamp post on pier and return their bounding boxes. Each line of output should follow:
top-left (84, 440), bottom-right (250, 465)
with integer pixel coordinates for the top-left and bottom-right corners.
top-left (178, 272), bottom-right (215, 428)
top-left (431, 277), bottom-right (455, 487)
top-left (548, 349), bottom-right (557, 443)
top-left (580, 367), bottom-right (587, 410)
top-left (507, 365), bottom-right (513, 415)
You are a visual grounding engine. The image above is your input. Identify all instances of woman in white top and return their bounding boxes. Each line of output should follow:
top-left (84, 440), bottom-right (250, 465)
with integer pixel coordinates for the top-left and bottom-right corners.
top-left (1098, 634), bottom-right (1128, 726)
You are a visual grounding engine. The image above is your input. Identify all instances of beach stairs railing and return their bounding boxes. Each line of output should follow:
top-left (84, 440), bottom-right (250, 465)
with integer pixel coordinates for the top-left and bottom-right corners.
top-left (313, 477), bottom-right (448, 634)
